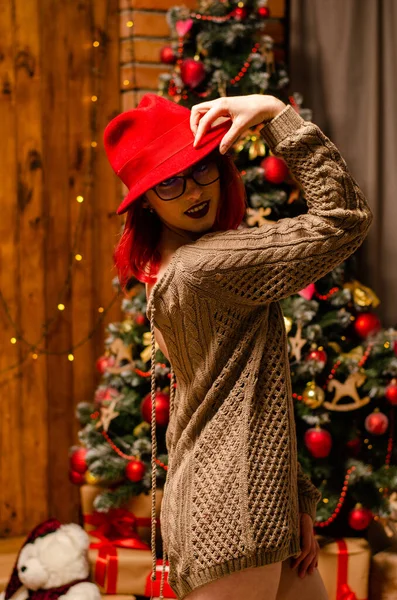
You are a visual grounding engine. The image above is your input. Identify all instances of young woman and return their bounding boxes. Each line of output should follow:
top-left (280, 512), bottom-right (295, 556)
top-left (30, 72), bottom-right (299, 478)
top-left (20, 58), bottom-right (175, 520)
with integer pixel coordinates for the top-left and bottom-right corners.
top-left (103, 93), bottom-right (373, 600)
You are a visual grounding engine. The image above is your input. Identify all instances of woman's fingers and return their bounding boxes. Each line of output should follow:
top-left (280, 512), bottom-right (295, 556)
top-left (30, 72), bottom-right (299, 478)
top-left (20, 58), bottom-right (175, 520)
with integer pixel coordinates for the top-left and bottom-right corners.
top-left (193, 104), bottom-right (230, 147)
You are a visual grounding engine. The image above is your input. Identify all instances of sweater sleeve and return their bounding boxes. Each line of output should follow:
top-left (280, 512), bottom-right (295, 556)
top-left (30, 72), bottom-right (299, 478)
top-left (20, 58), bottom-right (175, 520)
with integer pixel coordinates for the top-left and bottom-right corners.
top-left (297, 461), bottom-right (322, 522)
top-left (182, 105), bottom-right (373, 306)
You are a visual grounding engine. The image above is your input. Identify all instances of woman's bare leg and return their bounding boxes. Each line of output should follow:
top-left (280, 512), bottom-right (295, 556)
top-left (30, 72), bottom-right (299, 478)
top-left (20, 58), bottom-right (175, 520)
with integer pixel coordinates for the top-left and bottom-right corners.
top-left (275, 556), bottom-right (329, 600)
top-left (182, 561), bottom-right (282, 600)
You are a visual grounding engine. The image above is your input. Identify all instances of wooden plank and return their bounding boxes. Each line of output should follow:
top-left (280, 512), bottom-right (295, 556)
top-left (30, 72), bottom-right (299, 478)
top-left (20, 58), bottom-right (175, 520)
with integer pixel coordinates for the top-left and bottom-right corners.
top-left (0, 0), bottom-right (25, 537)
top-left (14, 0), bottom-right (49, 532)
top-left (122, 0), bottom-right (196, 8)
top-left (40, 0), bottom-right (75, 523)
top-left (91, 0), bottom-right (124, 359)
top-left (121, 63), bottom-right (168, 90)
top-left (67, 0), bottom-right (99, 520)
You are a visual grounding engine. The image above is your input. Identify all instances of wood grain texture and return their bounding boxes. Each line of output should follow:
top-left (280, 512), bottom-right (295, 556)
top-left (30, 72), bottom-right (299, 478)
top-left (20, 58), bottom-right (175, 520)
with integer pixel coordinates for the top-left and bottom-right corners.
top-left (0, 0), bottom-right (122, 536)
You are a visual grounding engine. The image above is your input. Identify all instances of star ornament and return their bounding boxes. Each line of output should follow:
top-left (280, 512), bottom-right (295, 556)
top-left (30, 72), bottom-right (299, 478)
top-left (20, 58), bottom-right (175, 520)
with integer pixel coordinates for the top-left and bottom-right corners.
top-left (288, 321), bottom-right (308, 362)
top-left (95, 398), bottom-right (120, 432)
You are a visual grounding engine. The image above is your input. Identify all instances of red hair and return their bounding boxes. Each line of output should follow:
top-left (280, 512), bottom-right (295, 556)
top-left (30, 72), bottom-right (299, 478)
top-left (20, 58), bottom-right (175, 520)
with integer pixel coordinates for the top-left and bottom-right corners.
top-left (113, 149), bottom-right (248, 290)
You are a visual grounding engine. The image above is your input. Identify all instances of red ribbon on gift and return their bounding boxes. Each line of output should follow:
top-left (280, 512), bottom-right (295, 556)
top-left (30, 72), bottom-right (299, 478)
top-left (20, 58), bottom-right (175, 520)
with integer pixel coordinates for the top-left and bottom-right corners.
top-left (336, 539), bottom-right (365, 600)
top-left (84, 508), bottom-right (155, 594)
top-left (143, 558), bottom-right (177, 599)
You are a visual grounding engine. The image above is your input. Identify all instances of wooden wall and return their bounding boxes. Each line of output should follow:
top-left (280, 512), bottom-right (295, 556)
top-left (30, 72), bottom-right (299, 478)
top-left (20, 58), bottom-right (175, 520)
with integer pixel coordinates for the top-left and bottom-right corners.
top-left (0, 0), bottom-right (121, 536)
top-left (0, 0), bottom-right (287, 537)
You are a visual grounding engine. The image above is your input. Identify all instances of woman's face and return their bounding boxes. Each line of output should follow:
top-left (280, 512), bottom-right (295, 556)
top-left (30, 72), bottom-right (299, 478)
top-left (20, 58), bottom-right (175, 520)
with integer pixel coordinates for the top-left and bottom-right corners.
top-left (143, 154), bottom-right (221, 238)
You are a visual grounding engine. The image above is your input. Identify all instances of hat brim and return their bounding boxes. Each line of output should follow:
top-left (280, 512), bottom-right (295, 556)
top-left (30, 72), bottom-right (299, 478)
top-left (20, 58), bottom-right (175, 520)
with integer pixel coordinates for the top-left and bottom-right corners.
top-left (116, 118), bottom-right (232, 215)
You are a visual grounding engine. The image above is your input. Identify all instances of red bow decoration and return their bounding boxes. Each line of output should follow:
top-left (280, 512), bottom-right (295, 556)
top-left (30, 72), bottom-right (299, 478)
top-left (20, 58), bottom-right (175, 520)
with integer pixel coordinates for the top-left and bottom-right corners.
top-left (336, 539), bottom-right (358, 600)
top-left (84, 508), bottom-right (157, 593)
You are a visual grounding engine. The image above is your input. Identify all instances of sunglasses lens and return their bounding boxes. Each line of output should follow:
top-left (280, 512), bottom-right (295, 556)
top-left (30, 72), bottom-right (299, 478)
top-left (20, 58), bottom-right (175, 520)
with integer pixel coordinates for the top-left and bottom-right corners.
top-left (155, 177), bottom-right (184, 200)
top-left (154, 159), bottom-right (219, 200)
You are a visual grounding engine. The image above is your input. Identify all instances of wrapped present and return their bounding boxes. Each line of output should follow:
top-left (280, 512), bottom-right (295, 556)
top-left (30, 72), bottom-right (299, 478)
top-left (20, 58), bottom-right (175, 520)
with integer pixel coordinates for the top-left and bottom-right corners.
top-left (369, 548), bottom-right (397, 600)
top-left (81, 483), bottom-right (163, 547)
top-left (316, 536), bottom-right (371, 600)
top-left (88, 545), bottom-right (175, 597)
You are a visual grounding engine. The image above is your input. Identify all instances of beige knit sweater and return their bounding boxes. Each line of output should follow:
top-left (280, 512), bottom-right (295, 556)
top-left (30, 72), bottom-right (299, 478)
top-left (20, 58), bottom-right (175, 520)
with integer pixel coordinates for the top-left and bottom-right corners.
top-left (146, 105), bottom-right (373, 600)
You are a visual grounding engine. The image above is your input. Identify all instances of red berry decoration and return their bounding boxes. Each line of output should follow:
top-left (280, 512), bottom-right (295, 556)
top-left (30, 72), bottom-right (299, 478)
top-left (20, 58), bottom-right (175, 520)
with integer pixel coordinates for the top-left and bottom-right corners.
top-left (135, 314), bottom-right (146, 326)
top-left (305, 349), bottom-right (327, 366)
top-left (365, 409), bottom-right (388, 435)
top-left (96, 354), bottom-right (116, 374)
top-left (260, 156), bottom-right (289, 184)
top-left (353, 312), bottom-right (381, 338)
top-left (233, 6), bottom-right (248, 20)
top-left (258, 6), bottom-right (270, 18)
top-left (180, 58), bottom-right (206, 89)
top-left (385, 379), bottom-right (397, 406)
top-left (141, 391), bottom-right (170, 427)
top-left (304, 426), bottom-right (332, 458)
top-left (160, 45), bottom-right (177, 65)
top-left (69, 470), bottom-right (86, 485)
top-left (125, 459), bottom-right (146, 482)
top-left (348, 504), bottom-right (373, 530)
top-left (70, 447), bottom-right (88, 474)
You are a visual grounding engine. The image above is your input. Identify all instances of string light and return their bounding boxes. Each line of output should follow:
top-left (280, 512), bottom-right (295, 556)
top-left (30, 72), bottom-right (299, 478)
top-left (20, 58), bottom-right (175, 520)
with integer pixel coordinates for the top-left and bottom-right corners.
top-left (126, 20), bottom-right (133, 27)
top-left (76, 195), bottom-right (84, 203)
top-left (91, 141), bottom-right (97, 147)
top-left (93, 41), bottom-right (100, 47)
top-left (68, 354), bottom-right (74, 362)
top-left (10, 337), bottom-right (17, 344)
top-left (91, 95), bottom-right (98, 102)
top-left (58, 304), bottom-right (65, 311)
top-left (75, 254), bottom-right (83, 261)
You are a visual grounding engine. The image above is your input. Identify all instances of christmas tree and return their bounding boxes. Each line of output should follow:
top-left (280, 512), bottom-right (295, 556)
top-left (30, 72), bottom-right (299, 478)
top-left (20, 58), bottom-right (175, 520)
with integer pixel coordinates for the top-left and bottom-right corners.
top-left (71, 0), bottom-right (397, 537)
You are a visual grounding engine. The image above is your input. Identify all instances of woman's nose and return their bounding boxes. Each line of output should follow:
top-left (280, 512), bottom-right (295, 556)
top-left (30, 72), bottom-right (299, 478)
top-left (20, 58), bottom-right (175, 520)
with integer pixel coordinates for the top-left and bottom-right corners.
top-left (185, 176), bottom-right (203, 199)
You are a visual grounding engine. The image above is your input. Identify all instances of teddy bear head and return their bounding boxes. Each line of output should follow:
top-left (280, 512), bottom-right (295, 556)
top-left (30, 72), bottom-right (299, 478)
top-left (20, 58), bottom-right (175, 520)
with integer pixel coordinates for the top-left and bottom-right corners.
top-left (5, 519), bottom-right (92, 598)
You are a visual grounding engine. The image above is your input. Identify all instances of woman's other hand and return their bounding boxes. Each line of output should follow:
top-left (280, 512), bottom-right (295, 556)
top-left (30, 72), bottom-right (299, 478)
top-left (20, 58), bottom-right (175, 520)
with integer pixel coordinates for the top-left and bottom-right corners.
top-left (290, 512), bottom-right (320, 578)
top-left (190, 94), bottom-right (287, 154)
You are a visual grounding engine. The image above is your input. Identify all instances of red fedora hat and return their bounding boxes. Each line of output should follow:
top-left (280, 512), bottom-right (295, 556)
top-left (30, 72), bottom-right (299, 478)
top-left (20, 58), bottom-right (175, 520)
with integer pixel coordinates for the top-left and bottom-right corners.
top-left (103, 93), bottom-right (232, 215)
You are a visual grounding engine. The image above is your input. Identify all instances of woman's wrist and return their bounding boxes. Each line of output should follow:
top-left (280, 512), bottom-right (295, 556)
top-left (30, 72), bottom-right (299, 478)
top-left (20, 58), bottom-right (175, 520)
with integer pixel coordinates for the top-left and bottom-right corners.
top-left (260, 98), bottom-right (288, 124)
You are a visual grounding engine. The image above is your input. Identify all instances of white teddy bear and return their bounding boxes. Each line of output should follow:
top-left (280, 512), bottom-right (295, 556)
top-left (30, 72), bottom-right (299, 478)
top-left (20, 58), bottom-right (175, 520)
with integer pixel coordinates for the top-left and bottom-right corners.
top-left (0, 518), bottom-right (101, 600)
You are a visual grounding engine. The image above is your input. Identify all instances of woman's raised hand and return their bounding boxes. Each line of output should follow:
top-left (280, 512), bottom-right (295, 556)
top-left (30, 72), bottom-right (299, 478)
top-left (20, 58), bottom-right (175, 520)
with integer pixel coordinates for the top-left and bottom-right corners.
top-left (191, 94), bottom-right (287, 154)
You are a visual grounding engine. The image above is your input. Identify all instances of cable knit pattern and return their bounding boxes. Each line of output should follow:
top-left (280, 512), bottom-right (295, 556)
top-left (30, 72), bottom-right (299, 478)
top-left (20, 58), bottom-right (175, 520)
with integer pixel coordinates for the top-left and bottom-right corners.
top-left (146, 105), bottom-right (373, 600)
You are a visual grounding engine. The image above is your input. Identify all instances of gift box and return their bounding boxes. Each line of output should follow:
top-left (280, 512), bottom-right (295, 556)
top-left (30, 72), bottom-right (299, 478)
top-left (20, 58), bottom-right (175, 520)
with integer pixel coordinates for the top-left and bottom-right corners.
top-left (369, 548), bottom-right (397, 600)
top-left (316, 536), bottom-right (371, 600)
top-left (81, 484), bottom-right (163, 547)
top-left (88, 545), bottom-right (176, 598)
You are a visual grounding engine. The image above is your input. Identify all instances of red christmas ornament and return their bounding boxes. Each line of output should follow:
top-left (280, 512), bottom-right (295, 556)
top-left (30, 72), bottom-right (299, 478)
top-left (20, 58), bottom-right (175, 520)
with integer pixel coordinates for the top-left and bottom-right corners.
top-left (125, 459), bottom-right (146, 482)
top-left (141, 391), bottom-right (170, 427)
top-left (260, 156), bottom-right (289, 184)
top-left (258, 6), bottom-right (270, 18)
top-left (348, 504), bottom-right (373, 530)
top-left (70, 447), bottom-right (88, 474)
top-left (385, 379), bottom-right (397, 406)
top-left (160, 45), bottom-right (177, 65)
top-left (353, 312), bottom-right (381, 338)
top-left (180, 58), bottom-right (206, 89)
top-left (304, 426), bottom-right (332, 458)
top-left (96, 354), bottom-right (116, 374)
top-left (305, 349), bottom-right (327, 366)
top-left (365, 410), bottom-right (388, 435)
top-left (135, 314), bottom-right (146, 326)
top-left (233, 6), bottom-right (248, 20)
top-left (69, 469), bottom-right (86, 485)
top-left (346, 436), bottom-right (361, 457)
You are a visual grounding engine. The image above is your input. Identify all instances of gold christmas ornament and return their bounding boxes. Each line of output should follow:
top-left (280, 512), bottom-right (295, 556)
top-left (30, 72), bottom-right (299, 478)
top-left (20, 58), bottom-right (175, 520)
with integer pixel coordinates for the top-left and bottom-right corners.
top-left (133, 421), bottom-right (151, 437)
top-left (141, 330), bottom-right (160, 363)
top-left (302, 380), bottom-right (325, 408)
top-left (324, 369), bottom-right (370, 411)
top-left (344, 279), bottom-right (380, 308)
top-left (283, 316), bottom-right (293, 334)
top-left (121, 318), bottom-right (134, 333)
top-left (85, 471), bottom-right (101, 485)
